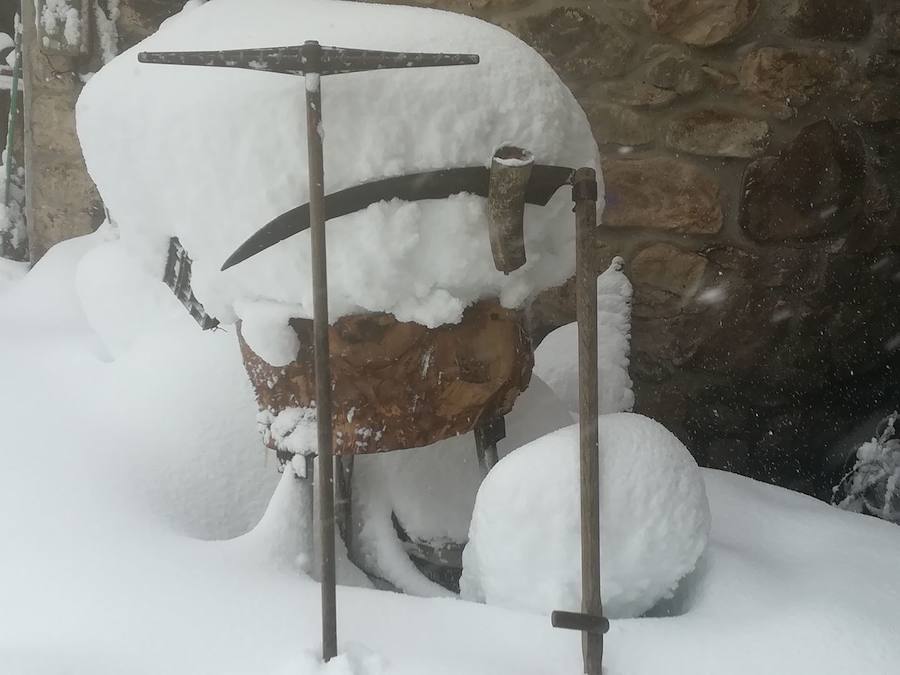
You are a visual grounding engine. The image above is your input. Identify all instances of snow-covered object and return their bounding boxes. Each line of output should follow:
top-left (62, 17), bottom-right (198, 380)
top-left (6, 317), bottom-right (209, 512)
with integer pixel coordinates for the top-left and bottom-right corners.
top-left (6, 238), bottom-right (900, 674)
top-left (534, 257), bottom-right (634, 415)
top-left (835, 411), bottom-right (900, 523)
top-left (75, 224), bottom-right (187, 359)
top-left (76, 0), bottom-right (600, 332)
top-left (350, 376), bottom-right (573, 596)
top-left (461, 413), bottom-right (710, 618)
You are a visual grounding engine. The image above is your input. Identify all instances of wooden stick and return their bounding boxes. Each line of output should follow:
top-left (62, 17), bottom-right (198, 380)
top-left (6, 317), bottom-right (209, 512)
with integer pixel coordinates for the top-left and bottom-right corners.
top-left (487, 146), bottom-right (533, 274)
top-left (304, 40), bottom-right (338, 663)
top-left (573, 168), bottom-right (603, 675)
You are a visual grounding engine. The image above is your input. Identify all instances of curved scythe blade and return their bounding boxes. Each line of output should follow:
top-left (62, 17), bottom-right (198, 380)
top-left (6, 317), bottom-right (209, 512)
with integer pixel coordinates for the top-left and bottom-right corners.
top-left (221, 164), bottom-right (573, 271)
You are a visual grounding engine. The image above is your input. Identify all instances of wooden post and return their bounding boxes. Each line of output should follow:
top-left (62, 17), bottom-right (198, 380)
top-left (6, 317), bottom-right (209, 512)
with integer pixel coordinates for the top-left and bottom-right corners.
top-left (304, 40), bottom-right (338, 663)
top-left (573, 168), bottom-right (603, 675)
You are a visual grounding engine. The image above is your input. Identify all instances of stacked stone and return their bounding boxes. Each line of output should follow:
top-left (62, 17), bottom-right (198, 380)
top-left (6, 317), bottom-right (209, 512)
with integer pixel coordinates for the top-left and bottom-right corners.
top-left (369, 0), bottom-right (900, 497)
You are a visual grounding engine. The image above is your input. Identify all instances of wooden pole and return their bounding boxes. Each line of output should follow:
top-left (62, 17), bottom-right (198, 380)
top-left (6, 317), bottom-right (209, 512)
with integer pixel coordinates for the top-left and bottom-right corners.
top-left (573, 167), bottom-right (603, 675)
top-left (304, 40), bottom-right (338, 663)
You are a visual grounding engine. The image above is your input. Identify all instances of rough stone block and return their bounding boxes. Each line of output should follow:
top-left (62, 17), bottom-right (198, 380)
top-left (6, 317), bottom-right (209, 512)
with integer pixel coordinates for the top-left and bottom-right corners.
top-left (740, 46), bottom-right (853, 108)
top-left (644, 49), bottom-right (706, 95)
top-left (593, 80), bottom-right (678, 107)
top-left (585, 101), bottom-right (655, 146)
top-left (785, 0), bottom-right (873, 41)
top-left (739, 119), bottom-right (866, 242)
top-left (631, 243), bottom-right (708, 317)
top-left (665, 109), bottom-right (770, 157)
top-left (643, 0), bottom-right (759, 46)
top-left (603, 157), bottom-right (722, 233)
top-left (29, 91), bottom-right (83, 156)
top-left (515, 7), bottom-right (635, 81)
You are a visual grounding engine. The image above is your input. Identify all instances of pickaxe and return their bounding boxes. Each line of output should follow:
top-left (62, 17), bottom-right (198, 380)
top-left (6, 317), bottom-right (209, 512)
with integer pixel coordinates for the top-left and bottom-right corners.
top-left (138, 40), bottom-right (478, 664)
top-left (219, 147), bottom-right (610, 674)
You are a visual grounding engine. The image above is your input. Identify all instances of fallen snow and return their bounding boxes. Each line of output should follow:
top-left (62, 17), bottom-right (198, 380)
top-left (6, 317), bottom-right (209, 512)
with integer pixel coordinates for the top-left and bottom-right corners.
top-left (534, 256), bottom-right (634, 415)
top-left (76, 0), bottom-right (600, 330)
top-left (349, 375), bottom-right (573, 596)
top-left (2, 234), bottom-right (900, 674)
top-left (461, 414), bottom-right (710, 618)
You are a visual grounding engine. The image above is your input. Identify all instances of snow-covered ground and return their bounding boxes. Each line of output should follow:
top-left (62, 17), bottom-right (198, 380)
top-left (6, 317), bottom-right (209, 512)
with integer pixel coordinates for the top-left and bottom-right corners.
top-left (3, 232), bottom-right (900, 675)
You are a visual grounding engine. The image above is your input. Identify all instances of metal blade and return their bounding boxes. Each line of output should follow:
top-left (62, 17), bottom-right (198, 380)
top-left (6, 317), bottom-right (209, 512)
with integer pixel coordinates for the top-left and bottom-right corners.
top-left (221, 164), bottom-right (573, 270)
top-left (138, 43), bottom-right (478, 77)
top-left (317, 45), bottom-right (478, 75)
top-left (138, 45), bottom-right (310, 75)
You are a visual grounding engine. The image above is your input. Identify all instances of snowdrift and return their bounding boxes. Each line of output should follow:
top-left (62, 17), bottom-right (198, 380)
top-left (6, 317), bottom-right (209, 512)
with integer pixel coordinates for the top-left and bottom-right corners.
top-left (461, 414), bottom-right (710, 618)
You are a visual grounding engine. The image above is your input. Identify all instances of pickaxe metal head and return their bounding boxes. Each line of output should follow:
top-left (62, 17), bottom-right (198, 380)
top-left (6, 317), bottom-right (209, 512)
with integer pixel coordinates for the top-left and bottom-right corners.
top-left (220, 164), bottom-right (575, 271)
top-left (138, 41), bottom-right (479, 77)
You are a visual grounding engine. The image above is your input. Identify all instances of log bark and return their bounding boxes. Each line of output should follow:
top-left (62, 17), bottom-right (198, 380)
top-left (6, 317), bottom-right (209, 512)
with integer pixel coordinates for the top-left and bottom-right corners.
top-left (238, 299), bottom-right (533, 455)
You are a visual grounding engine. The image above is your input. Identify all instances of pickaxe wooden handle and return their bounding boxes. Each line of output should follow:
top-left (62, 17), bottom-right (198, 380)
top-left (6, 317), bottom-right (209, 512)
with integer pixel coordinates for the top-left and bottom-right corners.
top-left (220, 164), bottom-right (575, 270)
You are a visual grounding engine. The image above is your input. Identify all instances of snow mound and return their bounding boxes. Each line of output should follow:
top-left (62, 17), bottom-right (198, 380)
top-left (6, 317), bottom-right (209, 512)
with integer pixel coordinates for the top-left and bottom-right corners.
top-left (75, 225), bottom-right (188, 360)
top-left (461, 413), bottom-right (710, 618)
top-left (534, 257), bottom-right (634, 415)
top-left (76, 0), bottom-right (600, 330)
top-left (350, 375), bottom-right (573, 596)
top-left (0, 257), bottom-right (27, 291)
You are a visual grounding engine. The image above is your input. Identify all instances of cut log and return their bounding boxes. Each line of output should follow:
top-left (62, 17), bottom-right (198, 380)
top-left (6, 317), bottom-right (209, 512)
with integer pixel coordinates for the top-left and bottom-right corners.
top-left (238, 299), bottom-right (533, 455)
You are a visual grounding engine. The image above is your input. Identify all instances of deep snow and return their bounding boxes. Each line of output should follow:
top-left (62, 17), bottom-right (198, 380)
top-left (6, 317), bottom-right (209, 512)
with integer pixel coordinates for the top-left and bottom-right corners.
top-left (3, 232), bottom-right (900, 675)
top-left (461, 414), bottom-right (710, 619)
top-left (76, 0), bottom-right (601, 333)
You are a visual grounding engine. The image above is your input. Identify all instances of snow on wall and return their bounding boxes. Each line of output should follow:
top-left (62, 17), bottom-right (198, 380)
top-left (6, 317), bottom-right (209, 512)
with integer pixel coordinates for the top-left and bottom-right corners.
top-left (75, 0), bottom-right (600, 330)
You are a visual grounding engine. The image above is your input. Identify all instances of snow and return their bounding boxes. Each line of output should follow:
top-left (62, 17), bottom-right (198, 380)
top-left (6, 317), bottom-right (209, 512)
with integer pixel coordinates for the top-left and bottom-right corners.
top-left (259, 405), bottom-right (318, 456)
top-left (40, 0), bottom-right (81, 48)
top-left (0, 256), bottom-right (27, 288)
top-left (76, 0), bottom-right (600, 330)
top-left (349, 375), bottom-right (573, 595)
top-left (534, 257), bottom-right (634, 415)
top-left (2, 234), bottom-right (900, 673)
top-left (461, 414), bottom-right (710, 619)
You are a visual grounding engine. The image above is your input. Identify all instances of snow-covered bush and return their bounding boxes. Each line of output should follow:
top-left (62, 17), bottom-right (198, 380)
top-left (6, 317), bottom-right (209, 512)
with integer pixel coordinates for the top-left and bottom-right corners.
top-left (834, 411), bottom-right (900, 524)
top-left (460, 413), bottom-right (710, 618)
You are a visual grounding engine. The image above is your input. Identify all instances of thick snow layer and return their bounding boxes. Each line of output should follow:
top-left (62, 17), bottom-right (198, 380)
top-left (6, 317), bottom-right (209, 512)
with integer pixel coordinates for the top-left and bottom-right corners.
top-left (74, 223), bottom-right (187, 360)
top-left (0, 256), bottom-right (27, 289)
top-left (76, 0), bottom-right (600, 330)
top-left (4, 236), bottom-right (900, 674)
top-left (460, 414), bottom-right (710, 619)
top-left (349, 376), bottom-right (573, 595)
top-left (534, 257), bottom-right (634, 415)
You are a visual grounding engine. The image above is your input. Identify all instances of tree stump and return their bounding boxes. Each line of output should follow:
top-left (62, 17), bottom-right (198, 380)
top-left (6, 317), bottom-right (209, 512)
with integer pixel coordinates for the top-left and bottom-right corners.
top-left (238, 299), bottom-right (533, 455)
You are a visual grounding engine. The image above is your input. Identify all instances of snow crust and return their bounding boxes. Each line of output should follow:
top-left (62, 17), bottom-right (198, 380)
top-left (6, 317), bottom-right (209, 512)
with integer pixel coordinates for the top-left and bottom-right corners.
top-left (3, 235), bottom-right (900, 674)
top-left (534, 256), bottom-right (634, 415)
top-left (76, 0), bottom-right (600, 330)
top-left (461, 413), bottom-right (710, 619)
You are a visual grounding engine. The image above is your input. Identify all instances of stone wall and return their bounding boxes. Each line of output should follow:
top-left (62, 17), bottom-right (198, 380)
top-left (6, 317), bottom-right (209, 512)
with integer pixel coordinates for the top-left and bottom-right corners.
top-left (19, 0), bottom-right (183, 261)
top-left (372, 0), bottom-right (900, 496)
